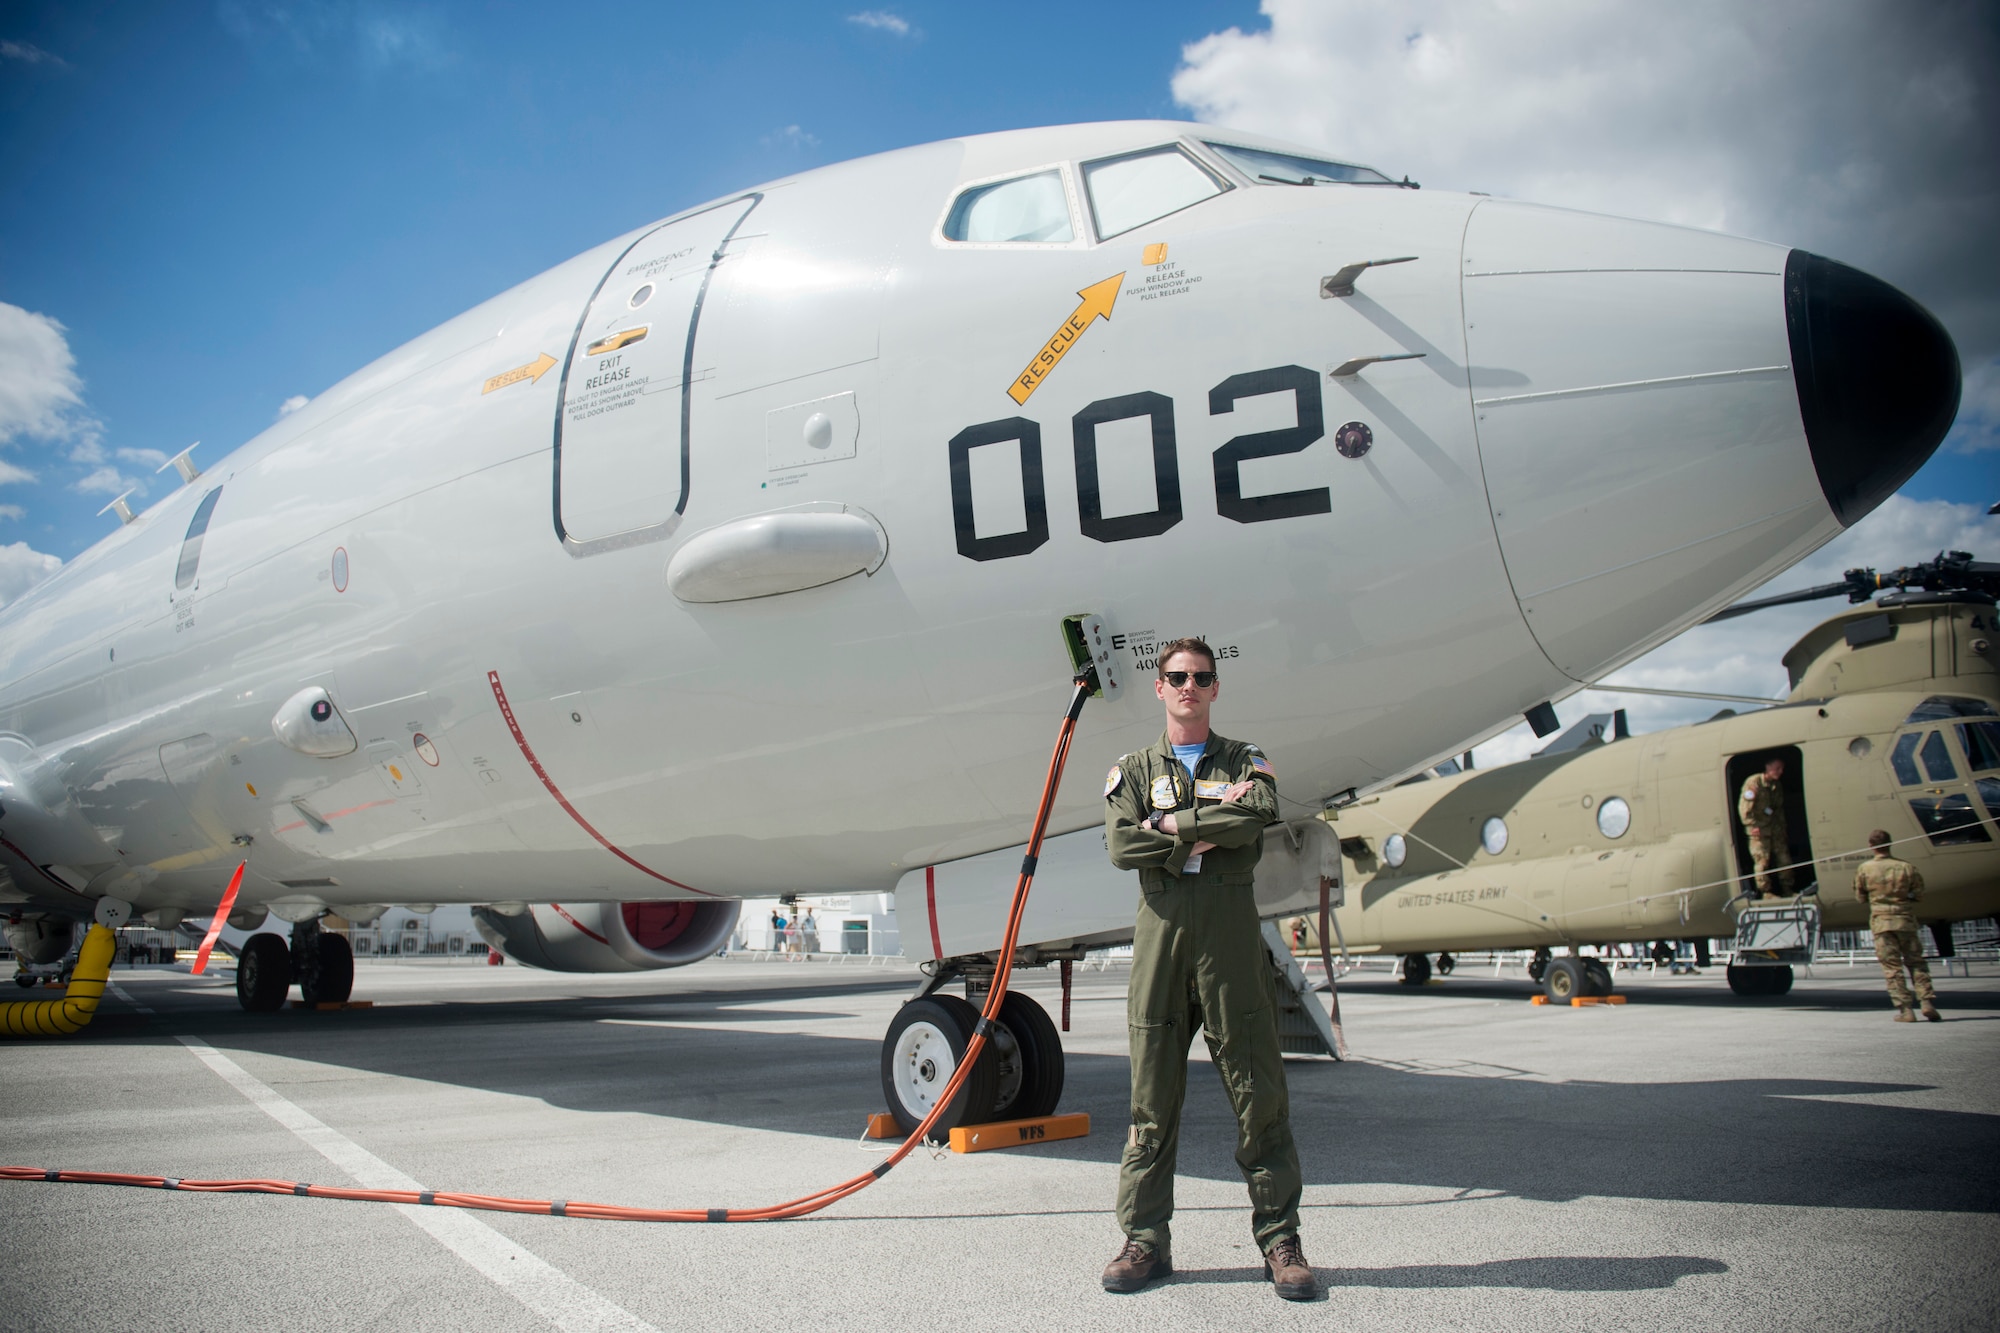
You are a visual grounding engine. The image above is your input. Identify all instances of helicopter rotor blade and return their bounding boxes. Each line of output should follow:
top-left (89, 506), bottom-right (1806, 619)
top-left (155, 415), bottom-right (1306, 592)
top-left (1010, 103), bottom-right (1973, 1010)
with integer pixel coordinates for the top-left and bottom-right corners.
top-left (1703, 581), bottom-right (1855, 623)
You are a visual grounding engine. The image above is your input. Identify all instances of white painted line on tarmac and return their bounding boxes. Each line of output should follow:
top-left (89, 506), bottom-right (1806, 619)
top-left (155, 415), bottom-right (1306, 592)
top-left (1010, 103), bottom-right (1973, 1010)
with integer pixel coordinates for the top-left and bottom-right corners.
top-left (106, 981), bottom-right (154, 1014)
top-left (175, 1035), bottom-right (659, 1333)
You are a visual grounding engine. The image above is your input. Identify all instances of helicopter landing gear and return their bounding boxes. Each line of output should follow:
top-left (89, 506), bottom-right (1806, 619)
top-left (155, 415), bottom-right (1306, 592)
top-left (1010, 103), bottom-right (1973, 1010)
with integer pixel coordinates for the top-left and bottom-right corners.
top-left (1528, 946), bottom-right (1552, 983)
top-left (1726, 963), bottom-right (1793, 997)
top-left (1398, 952), bottom-right (1432, 986)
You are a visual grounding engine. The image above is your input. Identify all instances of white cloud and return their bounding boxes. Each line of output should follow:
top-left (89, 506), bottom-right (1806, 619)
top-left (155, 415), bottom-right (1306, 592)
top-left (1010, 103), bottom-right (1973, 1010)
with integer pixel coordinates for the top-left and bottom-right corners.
top-left (1947, 357), bottom-right (2000, 454)
top-left (0, 40), bottom-right (67, 67)
top-left (0, 541), bottom-right (62, 609)
top-left (0, 458), bottom-right (34, 485)
top-left (762, 124), bottom-right (820, 150)
top-left (0, 504), bottom-right (23, 521)
top-left (1173, 0), bottom-right (2000, 366)
top-left (277, 394), bottom-right (309, 418)
top-left (1470, 495), bottom-right (2000, 767)
top-left (847, 11), bottom-right (913, 36)
top-left (74, 465), bottom-right (137, 497)
top-left (117, 447), bottom-right (169, 468)
top-left (0, 303), bottom-right (92, 447)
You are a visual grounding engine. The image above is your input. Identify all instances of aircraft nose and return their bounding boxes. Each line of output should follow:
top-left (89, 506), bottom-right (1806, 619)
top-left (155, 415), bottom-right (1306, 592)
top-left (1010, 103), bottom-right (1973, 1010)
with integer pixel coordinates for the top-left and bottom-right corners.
top-left (1785, 251), bottom-right (1961, 527)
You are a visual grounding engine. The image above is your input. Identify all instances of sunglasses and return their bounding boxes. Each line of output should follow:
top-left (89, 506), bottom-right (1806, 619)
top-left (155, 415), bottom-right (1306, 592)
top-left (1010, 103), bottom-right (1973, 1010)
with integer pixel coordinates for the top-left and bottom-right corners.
top-left (1161, 671), bottom-right (1217, 688)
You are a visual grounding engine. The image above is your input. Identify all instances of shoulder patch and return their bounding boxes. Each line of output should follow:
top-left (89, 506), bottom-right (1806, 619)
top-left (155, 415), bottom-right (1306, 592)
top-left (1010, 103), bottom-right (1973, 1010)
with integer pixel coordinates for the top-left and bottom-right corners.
top-left (1104, 765), bottom-right (1123, 798)
top-left (1251, 755), bottom-right (1276, 778)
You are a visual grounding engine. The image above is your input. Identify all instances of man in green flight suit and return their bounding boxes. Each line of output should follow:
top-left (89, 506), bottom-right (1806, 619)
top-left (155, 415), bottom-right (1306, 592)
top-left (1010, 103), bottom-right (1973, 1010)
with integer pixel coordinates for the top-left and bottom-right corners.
top-left (1098, 637), bottom-right (1315, 1302)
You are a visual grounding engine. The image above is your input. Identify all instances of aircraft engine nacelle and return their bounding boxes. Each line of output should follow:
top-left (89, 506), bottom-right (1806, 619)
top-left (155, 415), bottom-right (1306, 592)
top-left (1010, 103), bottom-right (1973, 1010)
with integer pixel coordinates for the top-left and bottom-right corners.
top-left (470, 900), bottom-right (739, 972)
top-left (5, 916), bottom-right (76, 965)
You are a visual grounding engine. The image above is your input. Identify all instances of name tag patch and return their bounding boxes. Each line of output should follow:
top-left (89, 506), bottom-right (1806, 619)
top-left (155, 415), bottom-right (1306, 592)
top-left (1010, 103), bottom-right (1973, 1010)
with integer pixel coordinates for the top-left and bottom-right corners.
top-left (1194, 778), bottom-right (1232, 801)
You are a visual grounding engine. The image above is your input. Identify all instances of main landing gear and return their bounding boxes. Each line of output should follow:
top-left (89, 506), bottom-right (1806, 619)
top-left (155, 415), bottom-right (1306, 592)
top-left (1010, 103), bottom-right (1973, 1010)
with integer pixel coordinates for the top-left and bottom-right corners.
top-left (880, 954), bottom-right (1074, 1134)
top-left (235, 918), bottom-right (354, 1012)
top-left (1540, 952), bottom-right (1615, 1003)
top-left (1725, 963), bottom-right (1794, 997)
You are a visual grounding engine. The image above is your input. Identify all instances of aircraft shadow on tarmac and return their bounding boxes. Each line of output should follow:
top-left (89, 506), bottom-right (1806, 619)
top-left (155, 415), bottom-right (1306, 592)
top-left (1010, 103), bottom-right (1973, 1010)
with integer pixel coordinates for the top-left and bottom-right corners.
top-left (89, 978), bottom-right (2000, 1219)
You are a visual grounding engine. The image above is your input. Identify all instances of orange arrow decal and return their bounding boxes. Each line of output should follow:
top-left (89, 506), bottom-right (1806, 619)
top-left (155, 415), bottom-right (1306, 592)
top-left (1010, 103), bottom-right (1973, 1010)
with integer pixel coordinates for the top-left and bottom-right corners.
top-left (1007, 273), bottom-right (1124, 405)
top-left (481, 352), bottom-right (559, 395)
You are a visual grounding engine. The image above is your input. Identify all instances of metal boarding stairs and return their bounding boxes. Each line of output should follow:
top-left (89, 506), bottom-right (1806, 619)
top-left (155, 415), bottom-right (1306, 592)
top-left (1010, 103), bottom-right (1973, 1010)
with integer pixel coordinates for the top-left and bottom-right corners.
top-left (1731, 896), bottom-right (1822, 968)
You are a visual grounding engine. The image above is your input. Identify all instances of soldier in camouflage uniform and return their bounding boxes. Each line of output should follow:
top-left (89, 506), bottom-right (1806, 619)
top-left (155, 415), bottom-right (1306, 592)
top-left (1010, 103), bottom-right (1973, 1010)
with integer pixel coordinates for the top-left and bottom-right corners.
top-left (1098, 638), bottom-right (1315, 1302)
top-left (1854, 828), bottom-right (1940, 1021)
top-left (1738, 758), bottom-right (1792, 897)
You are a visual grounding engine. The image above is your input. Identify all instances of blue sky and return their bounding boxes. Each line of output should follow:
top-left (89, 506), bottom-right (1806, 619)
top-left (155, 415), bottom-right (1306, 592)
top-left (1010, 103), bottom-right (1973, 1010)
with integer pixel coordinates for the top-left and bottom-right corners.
top-left (2, 2), bottom-right (1994, 737)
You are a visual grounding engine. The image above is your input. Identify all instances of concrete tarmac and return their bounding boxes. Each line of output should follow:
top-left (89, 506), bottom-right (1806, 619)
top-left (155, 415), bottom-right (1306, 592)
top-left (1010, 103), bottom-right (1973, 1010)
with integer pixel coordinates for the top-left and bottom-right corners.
top-left (2, 954), bottom-right (1996, 1331)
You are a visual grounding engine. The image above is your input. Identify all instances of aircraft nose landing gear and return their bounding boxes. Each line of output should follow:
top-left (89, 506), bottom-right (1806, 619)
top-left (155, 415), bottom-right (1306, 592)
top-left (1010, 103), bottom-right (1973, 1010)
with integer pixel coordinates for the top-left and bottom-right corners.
top-left (880, 968), bottom-right (1070, 1133)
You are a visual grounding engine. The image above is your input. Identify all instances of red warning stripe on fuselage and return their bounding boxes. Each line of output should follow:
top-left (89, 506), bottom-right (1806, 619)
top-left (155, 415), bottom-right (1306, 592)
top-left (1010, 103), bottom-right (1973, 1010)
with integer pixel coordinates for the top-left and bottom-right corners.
top-left (486, 671), bottom-right (713, 897)
top-left (925, 865), bottom-right (943, 962)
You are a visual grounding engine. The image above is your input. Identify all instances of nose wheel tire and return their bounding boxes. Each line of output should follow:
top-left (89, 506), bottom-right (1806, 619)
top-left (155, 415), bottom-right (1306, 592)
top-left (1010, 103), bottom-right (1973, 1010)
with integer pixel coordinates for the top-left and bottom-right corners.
top-left (991, 991), bottom-right (1065, 1120)
top-left (1399, 952), bottom-right (1432, 987)
top-left (881, 995), bottom-right (999, 1134)
top-left (236, 933), bottom-right (291, 1012)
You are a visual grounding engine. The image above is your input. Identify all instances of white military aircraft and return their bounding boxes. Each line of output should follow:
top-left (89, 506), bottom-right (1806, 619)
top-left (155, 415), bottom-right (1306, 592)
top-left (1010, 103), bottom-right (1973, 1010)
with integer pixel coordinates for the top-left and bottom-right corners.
top-left (0, 122), bottom-right (1959, 1126)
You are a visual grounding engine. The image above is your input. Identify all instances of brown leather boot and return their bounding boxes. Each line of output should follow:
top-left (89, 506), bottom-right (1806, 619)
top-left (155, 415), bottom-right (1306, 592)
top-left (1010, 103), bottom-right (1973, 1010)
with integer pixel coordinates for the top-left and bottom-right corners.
top-left (1894, 1007), bottom-right (1915, 1022)
top-left (1264, 1235), bottom-right (1318, 1301)
top-left (1922, 1002), bottom-right (1941, 1022)
top-left (1101, 1239), bottom-right (1170, 1293)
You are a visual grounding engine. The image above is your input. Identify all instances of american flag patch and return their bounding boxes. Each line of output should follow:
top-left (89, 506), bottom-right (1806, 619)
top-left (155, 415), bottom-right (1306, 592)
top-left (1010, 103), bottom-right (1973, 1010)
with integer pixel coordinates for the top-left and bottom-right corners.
top-left (1251, 755), bottom-right (1275, 778)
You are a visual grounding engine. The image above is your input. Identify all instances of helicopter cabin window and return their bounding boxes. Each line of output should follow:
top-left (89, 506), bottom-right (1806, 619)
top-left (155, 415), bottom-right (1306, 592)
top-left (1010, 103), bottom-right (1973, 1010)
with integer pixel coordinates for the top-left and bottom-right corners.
top-left (1957, 721), bottom-right (2000, 772)
top-left (1889, 733), bottom-right (1923, 786)
top-left (1904, 695), bottom-right (1997, 724)
top-left (174, 486), bottom-right (224, 591)
top-left (1082, 146), bottom-right (1228, 240)
top-left (943, 171), bottom-right (1074, 243)
top-left (1204, 141), bottom-right (1394, 187)
top-left (1919, 731), bottom-right (1958, 782)
top-left (1908, 792), bottom-right (1991, 846)
top-left (1979, 778), bottom-right (2000, 821)
top-left (1596, 796), bottom-right (1631, 839)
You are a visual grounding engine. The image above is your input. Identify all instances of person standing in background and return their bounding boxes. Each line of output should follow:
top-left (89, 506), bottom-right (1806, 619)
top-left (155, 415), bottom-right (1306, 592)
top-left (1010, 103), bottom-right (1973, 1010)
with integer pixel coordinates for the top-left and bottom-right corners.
top-left (1855, 829), bottom-right (1940, 1022)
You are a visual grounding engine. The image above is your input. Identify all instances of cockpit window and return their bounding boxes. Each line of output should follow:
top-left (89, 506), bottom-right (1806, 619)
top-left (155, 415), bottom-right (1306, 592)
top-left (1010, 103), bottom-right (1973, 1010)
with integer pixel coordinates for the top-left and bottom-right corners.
top-left (1889, 733), bottom-right (1922, 786)
top-left (1909, 793), bottom-right (1991, 845)
top-left (943, 170), bottom-right (1074, 243)
top-left (1081, 146), bottom-right (1228, 240)
top-left (175, 486), bottom-right (223, 591)
top-left (1204, 141), bottom-right (1394, 187)
top-left (1904, 695), bottom-right (1997, 723)
top-left (1920, 731), bottom-right (1958, 782)
top-left (1959, 721), bottom-right (2000, 773)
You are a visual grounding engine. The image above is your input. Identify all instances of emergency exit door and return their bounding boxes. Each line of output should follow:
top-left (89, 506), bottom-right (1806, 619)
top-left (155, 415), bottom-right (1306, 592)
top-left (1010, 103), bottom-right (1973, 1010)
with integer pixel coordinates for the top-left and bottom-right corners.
top-left (555, 195), bottom-right (760, 555)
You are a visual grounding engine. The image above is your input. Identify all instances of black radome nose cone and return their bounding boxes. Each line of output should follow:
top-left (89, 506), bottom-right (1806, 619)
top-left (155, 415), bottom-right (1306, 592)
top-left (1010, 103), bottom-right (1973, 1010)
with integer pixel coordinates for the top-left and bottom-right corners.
top-left (1786, 250), bottom-right (1960, 526)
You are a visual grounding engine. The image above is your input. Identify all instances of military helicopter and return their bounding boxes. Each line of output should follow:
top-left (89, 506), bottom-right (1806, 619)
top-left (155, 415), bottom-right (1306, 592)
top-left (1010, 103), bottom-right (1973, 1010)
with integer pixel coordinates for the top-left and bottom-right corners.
top-left (1299, 551), bottom-right (2000, 1002)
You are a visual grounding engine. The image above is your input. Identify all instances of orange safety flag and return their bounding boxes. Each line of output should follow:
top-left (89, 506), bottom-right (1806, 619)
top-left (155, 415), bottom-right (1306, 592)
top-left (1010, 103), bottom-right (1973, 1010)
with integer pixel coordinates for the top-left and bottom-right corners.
top-left (191, 863), bottom-right (246, 976)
